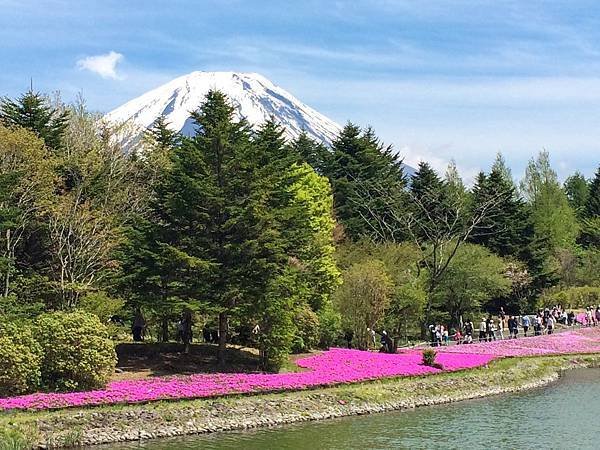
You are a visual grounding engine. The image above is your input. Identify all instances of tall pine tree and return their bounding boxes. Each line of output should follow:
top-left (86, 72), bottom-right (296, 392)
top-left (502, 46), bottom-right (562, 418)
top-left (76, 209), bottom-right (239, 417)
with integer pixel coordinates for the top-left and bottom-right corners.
top-left (328, 124), bottom-right (406, 241)
top-left (585, 166), bottom-right (600, 218)
top-left (0, 90), bottom-right (69, 151)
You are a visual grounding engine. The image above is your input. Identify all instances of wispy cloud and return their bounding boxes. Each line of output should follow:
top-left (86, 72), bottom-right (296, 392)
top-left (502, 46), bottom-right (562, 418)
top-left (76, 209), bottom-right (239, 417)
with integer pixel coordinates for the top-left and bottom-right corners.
top-left (77, 51), bottom-right (124, 80)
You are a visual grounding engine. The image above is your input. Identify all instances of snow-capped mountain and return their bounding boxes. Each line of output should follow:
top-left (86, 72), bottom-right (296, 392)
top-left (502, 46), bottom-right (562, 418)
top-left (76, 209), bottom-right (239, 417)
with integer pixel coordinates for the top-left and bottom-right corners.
top-left (104, 71), bottom-right (342, 145)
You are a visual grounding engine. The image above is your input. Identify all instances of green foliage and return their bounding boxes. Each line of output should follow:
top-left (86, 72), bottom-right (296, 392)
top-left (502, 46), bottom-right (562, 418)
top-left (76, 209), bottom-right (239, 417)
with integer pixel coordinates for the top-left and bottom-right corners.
top-left (336, 241), bottom-right (426, 341)
top-left (540, 286), bottom-right (600, 309)
top-left (434, 243), bottom-right (511, 325)
top-left (290, 132), bottom-right (330, 175)
top-left (585, 166), bottom-right (600, 218)
top-left (470, 165), bottom-right (530, 257)
top-left (335, 258), bottom-right (392, 349)
top-left (317, 300), bottom-right (342, 348)
top-left (579, 217), bottom-right (600, 248)
top-left (0, 90), bottom-right (69, 150)
top-left (259, 269), bottom-right (297, 372)
top-left (34, 311), bottom-right (116, 391)
top-left (327, 124), bottom-right (406, 241)
top-left (564, 171), bottom-right (589, 217)
top-left (0, 426), bottom-right (37, 450)
top-left (0, 321), bottom-right (42, 396)
top-left (291, 306), bottom-right (320, 353)
top-left (78, 291), bottom-right (124, 323)
top-left (0, 125), bottom-right (54, 300)
top-left (521, 151), bottom-right (579, 250)
top-left (422, 349), bottom-right (437, 367)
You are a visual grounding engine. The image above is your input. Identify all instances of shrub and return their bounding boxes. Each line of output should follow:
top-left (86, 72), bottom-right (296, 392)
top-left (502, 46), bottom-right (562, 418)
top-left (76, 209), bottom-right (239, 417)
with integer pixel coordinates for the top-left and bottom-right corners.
top-left (422, 348), bottom-right (437, 367)
top-left (317, 301), bottom-right (342, 348)
top-left (34, 311), bottom-right (116, 391)
top-left (0, 321), bottom-right (42, 396)
top-left (291, 306), bottom-right (320, 353)
top-left (78, 291), bottom-right (124, 323)
top-left (540, 286), bottom-right (600, 309)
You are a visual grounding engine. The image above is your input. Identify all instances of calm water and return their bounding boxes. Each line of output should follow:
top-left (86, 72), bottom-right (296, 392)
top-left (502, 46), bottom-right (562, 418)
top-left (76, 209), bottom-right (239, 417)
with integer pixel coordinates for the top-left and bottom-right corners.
top-left (105, 369), bottom-right (600, 450)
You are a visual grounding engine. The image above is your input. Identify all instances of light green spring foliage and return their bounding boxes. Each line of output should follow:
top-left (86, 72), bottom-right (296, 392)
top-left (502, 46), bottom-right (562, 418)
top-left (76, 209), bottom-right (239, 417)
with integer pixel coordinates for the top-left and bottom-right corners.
top-left (78, 291), bottom-right (124, 323)
top-left (336, 241), bottom-right (427, 340)
top-left (433, 243), bottom-right (511, 324)
top-left (335, 258), bottom-right (393, 349)
top-left (260, 162), bottom-right (340, 369)
top-left (521, 151), bottom-right (579, 250)
top-left (541, 286), bottom-right (600, 309)
top-left (0, 321), bottom-right (42, 396)
top-left (34, 311), bottom-right (116, 391)
top-left (284, 163), bottom-right (340, 310)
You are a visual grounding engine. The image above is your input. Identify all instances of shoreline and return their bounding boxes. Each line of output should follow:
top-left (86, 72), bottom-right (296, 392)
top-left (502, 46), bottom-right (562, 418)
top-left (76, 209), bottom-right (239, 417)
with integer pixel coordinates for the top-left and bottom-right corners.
top-left (3, 354), bottom-right (600, 448)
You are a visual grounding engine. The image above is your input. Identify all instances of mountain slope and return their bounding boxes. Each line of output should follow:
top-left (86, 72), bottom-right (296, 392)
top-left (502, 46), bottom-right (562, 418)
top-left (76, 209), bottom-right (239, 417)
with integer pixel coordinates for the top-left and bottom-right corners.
top-left (104, 71), bottom-right (342, 145)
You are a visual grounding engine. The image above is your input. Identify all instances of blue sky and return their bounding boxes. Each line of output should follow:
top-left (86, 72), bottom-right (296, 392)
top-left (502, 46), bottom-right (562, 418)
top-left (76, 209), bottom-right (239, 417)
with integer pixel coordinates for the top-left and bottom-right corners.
top-left (1, 0), bottom-right (600, 181)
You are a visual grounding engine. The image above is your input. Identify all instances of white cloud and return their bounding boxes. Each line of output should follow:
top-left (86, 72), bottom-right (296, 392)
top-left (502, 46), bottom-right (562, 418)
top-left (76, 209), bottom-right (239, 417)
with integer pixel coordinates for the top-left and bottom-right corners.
top-left (77, 51), bottom-right (124, 79)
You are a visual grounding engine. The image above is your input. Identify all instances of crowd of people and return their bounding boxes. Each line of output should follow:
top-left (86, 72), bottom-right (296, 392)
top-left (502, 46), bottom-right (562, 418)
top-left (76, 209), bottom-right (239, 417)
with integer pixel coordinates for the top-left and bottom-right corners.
top-left (428, 305), bottom-right (592, 347)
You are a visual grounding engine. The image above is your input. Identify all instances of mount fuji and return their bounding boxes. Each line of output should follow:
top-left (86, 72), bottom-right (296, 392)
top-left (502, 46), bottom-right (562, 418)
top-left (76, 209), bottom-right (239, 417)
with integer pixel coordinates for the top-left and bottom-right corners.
top-left (104, 71), bottom-right (342, 145)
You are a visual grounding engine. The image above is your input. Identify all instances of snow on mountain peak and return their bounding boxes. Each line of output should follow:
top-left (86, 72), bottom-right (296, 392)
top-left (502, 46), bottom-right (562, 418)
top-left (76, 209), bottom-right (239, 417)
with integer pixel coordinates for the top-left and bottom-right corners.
top-left (104, 71), bottom-right (342, 145)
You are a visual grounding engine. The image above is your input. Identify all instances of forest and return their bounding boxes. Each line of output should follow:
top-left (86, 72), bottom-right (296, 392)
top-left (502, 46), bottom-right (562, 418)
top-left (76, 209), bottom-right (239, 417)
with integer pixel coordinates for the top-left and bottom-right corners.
top-left (1, 88), bottom-right (600, 373)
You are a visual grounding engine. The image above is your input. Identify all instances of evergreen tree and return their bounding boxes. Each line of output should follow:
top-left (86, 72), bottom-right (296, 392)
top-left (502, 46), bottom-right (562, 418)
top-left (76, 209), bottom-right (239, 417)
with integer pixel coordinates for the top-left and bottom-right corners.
top-left (491, 152), bottom-right (513, 185)
top-left (409, 162), bottom-right (446, 240)
top-left (289, 131), bottom-right (330, 175)
top-left (145, 114), bottom-right (181, 151)
top-left (585, 166), bottom-right (600, 218)
top-left (444, 159), bottom-right (467, 204)
top-left (328, 124), bottom-right (406, 241)
top-left (470, 166), bottom-right (530, 257)
top-left (0, 90), bottom-right (69, 150)
top-left (564, 171), bottom-right (590, 217)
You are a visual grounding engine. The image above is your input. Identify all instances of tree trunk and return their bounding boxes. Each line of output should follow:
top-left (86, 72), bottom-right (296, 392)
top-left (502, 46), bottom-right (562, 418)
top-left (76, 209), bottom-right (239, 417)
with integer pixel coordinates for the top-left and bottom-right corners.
top-left (3, 229), bottom-right (11, 298)
top-left (218, 312), bottom-right (228, 367)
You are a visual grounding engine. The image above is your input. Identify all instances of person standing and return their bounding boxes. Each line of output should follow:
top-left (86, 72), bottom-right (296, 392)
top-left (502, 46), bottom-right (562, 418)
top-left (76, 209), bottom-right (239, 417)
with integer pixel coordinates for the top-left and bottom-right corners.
top-left (522, 315), bottom-right (530, 337)
top-left (546, 315), bottom-right (555, 334)
top-left (479, 318), bottom-right (487, 342)
top-left (498, 317), bottom-right (505, 340)
top-left (132, 308), bottom-right (146, 342)
top-left (512, 316), bottom-right (519, 339)
top-left (464, 319), bottom-right (474, 344)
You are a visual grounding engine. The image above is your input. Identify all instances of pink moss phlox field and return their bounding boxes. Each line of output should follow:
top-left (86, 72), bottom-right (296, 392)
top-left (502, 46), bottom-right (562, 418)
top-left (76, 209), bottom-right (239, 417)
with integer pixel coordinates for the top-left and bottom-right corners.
top-left (438, 327), bottom-right (600, 357)
top-left (1, 327), bottom-right (599, 411)
top-left (0, 349), bottom-right (491, 411)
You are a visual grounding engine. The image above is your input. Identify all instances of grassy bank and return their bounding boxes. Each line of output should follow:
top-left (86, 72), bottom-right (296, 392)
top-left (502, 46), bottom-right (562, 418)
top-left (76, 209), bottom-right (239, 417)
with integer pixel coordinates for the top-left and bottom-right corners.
top-left (2, 354), bottom-right (599, 448)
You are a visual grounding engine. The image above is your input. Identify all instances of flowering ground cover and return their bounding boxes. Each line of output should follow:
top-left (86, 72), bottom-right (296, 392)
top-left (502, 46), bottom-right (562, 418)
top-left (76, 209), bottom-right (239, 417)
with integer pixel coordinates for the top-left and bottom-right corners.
top-left (1, 327), bottom-right (599, 411)
top-left (438, 326), bottom-right (600, 357)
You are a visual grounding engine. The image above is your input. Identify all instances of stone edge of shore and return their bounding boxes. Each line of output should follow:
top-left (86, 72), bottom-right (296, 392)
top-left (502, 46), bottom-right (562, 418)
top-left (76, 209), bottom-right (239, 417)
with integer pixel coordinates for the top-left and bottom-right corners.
top-left (27, 356), bottom-right (599, 448)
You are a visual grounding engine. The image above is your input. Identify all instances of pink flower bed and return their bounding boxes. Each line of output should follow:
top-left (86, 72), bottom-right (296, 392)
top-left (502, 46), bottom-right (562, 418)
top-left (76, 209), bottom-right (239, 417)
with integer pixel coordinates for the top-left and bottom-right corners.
top-left (438, 327), bottom-right (600, 357)
top-left (1, 327), bottom-right (599, 411)
top-left (0, 349), bottom-right (492, 411)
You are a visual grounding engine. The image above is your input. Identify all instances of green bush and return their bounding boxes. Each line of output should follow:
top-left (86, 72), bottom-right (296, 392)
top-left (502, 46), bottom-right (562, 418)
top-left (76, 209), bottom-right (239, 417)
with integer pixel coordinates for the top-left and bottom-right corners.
top-left (422, 349), bottom-right (437, 367)
top-left (540, 286), bottom-right (600, 309)
top-left (291, 306), bottom-right (320, 353)
top-left (34, 311), bottom-right (116, 391)
top-left (78, 291), bottom-right (124, 323)
top-left (317, 301), bottom-right (342, 348)
top-left (0, 321), bottom-right (42, 396)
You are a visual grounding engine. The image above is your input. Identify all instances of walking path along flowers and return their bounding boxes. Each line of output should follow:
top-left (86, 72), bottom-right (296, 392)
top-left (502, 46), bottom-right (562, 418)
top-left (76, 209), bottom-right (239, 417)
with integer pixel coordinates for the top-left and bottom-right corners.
top-left (1, 327), bottom-right (599, 411)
